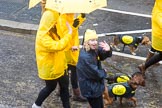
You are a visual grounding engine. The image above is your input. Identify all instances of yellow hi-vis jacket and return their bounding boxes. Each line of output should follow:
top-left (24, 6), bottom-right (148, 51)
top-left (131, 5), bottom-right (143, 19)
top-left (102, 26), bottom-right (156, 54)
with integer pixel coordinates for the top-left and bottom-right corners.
top-left (57, 14), bottom-right (86, 66)
top-left (152, 0), bottom-right (162, 51)
top-left (35, 10), bottom-right (72, 80)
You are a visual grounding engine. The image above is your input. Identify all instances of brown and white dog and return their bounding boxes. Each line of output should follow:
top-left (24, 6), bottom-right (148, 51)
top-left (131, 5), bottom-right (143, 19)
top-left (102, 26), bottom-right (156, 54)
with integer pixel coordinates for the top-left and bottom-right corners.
top-left (110, 35), bottom-right (151, 55)
top-left (103, 72), bottom-right (145, 107)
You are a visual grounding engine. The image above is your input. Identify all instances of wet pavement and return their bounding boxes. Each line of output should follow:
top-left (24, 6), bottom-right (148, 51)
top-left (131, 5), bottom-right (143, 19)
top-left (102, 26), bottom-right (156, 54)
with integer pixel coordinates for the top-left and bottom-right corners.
top-left (0, 0), bottom-right (162, 108)
top-left (0, 30), bottom-right (162, 108)
top-left (0, 30), bottom-right (89, 108)
top-left (0, 0), bottom-right (153, 34)
top-left (0, 0), bottom-right (154, 25)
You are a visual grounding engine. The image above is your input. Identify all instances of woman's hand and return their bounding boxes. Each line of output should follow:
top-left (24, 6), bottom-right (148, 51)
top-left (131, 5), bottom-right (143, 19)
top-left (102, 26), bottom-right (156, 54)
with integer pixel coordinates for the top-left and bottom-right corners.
top-left (71, 46), bottom-right (79, 51)
top-left (99, 41), bottom-right (110, 51)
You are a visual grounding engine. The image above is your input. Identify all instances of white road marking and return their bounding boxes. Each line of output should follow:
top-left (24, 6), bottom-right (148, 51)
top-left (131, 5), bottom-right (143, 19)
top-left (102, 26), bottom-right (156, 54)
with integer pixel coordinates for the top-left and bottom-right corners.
top-left (113, 51), bottom-right (146, 60)
top-left (79, 29), bottom-right (152, 39)
top-left (79, 44), bottom-right (162, 63)
top-left (113, 51), bottom-right (162, 64)
top-left (99, 8), bottom-right (152, 18)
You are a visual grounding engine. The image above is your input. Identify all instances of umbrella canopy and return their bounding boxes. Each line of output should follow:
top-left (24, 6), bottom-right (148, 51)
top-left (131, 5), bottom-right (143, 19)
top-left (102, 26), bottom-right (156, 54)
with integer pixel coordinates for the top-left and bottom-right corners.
top-left (28, 0), bottom-right (41, 9)
top-left (45, 0), bottom-right (107, 14)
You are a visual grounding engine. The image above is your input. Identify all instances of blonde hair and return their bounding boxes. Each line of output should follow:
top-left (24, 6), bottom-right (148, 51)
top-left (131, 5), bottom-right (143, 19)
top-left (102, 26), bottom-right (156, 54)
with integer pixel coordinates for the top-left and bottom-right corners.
top-left (83, 41), bottom-right (90, 51)
top-left (83, 29), bottom-right (98, 51)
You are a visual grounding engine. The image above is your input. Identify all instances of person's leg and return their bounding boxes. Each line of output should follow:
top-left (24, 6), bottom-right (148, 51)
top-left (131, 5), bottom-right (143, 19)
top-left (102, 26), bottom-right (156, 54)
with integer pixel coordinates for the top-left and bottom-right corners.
top-left (58, 71), bottom-right (71, 108)
top-left (68, 64), bottom-right (87, 102)
top-left (33, 80), bottom-right (57, 107)
top-left (69, 65), bottom-right (78, 89)
top-left (87, 95), bottom-right (104, 108)
top-left (145, 52), bottom-right (162, 69)
top-left (145, 48), bottom-right (156, 62)
top-left (138, 47), bottom-right (160, 75)
top-left (138, 52), bottom-right (162, 75)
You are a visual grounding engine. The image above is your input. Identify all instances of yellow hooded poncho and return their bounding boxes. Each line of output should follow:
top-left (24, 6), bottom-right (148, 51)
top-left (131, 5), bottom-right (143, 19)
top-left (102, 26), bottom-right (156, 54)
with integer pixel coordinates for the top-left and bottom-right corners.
top-left (152, 0), bottom-right (162, 51)
top-left (65, 14), bottom-right (86, 66)
top-left (35, 10), bottom-right (72, 80)
top-left (56, 14), bottom-right (86, 66)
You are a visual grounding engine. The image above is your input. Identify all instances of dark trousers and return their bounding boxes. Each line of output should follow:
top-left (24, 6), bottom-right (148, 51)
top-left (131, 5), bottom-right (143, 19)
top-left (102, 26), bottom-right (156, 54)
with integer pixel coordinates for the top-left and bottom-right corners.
top-left (68, 64), bottom-right (78, 89)
top-left (145, 52), bottom-right (162, 69)
top-left (87, 95), bottom-right (104, 108)
top-left (35, 71), bottom-right (70, 108)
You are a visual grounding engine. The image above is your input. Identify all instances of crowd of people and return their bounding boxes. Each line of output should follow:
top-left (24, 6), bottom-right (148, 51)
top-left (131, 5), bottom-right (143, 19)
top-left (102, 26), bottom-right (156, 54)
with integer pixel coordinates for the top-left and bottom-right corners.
top-left (32, 0), bottom-right (162, 108)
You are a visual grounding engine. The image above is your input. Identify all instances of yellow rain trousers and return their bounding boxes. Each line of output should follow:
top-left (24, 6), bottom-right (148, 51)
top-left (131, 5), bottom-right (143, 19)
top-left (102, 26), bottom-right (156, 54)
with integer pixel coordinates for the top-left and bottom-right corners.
top-left (35, 10), bottom-right (72, 80)
top-left (152, 0), bottom-right (162, 51)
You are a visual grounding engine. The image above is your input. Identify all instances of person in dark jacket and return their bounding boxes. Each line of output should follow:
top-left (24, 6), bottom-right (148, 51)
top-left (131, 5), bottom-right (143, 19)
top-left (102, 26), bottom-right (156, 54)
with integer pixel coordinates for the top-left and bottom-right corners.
top-left (76, 29), bottom-right (112, 108)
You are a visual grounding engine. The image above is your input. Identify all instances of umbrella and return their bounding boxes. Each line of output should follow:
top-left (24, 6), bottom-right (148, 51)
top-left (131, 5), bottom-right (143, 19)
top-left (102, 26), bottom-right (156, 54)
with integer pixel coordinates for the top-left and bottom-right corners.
top-left (28, 0), bottom-right (41, 9)
top-left (45, 0), bottom-right (107, 14)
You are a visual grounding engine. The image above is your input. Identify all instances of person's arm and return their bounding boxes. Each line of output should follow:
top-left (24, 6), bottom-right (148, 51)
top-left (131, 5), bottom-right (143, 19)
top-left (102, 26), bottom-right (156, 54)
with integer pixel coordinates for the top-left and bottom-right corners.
top-left (79, 53), bottom-right (107, 81)
top-left (98, 41), bottom-right (112, 60)
top-left (72, 13), bottom-right (86, 29)
top-left (36, 10), bottom-right (72, 52)
top-left (77, 13), bottom-right (86, 27)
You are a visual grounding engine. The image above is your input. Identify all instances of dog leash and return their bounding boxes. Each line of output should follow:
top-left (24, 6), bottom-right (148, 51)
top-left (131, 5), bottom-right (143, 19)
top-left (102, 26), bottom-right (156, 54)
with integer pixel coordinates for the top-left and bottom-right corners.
top-left (102, 61), bottom-right (131, 78)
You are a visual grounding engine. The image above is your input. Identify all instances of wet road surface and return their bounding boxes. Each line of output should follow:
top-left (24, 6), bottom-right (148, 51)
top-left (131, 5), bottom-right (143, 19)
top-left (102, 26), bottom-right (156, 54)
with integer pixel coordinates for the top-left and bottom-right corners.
top-left (0, 30), bottom-right (161, 108)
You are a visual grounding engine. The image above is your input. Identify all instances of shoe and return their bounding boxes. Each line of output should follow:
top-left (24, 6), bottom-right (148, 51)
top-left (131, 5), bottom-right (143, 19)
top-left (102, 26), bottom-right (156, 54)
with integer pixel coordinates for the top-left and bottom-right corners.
top-left (72, 88), bottom-right (87, 102)
top-left (73, 96), bottom-right (87, 102)
top-left (138, 63), bottom-right (146, 76)
top-left (32, 103), bottom-right (41, 108)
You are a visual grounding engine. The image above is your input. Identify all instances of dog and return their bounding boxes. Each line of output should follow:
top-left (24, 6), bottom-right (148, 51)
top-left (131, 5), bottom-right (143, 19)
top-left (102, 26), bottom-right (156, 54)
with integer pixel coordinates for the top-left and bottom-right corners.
top-left (110, 35), bottom-right (151, 55)
top-left (103, 73), bottom-right (131, 107)
top-left (103, 72), bottom-right (145, 107)
top-left (106, 73), bottom-right (131, 84)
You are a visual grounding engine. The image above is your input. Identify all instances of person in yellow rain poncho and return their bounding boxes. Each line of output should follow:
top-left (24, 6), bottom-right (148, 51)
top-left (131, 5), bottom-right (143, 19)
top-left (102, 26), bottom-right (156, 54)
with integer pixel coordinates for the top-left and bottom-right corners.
top-left (63, 14), bottom-right (87, 102)
top-left (32, 9), bottom-right (76, 108)
top-left (138, 0), bottom-right (162, 76)
top-left (40, 0), bottom-right (86, 103)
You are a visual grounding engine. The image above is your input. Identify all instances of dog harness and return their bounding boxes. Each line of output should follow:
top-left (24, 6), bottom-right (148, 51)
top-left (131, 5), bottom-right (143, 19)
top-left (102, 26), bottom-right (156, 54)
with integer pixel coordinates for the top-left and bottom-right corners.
top-left (108, 82), bottom-right (135, 98)
top-left (119, 35), bottom-right (143, 48)
top-left (106, 73), bottom-right (131, 84)
top-left (116, 75), bottom-right (130, 83)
